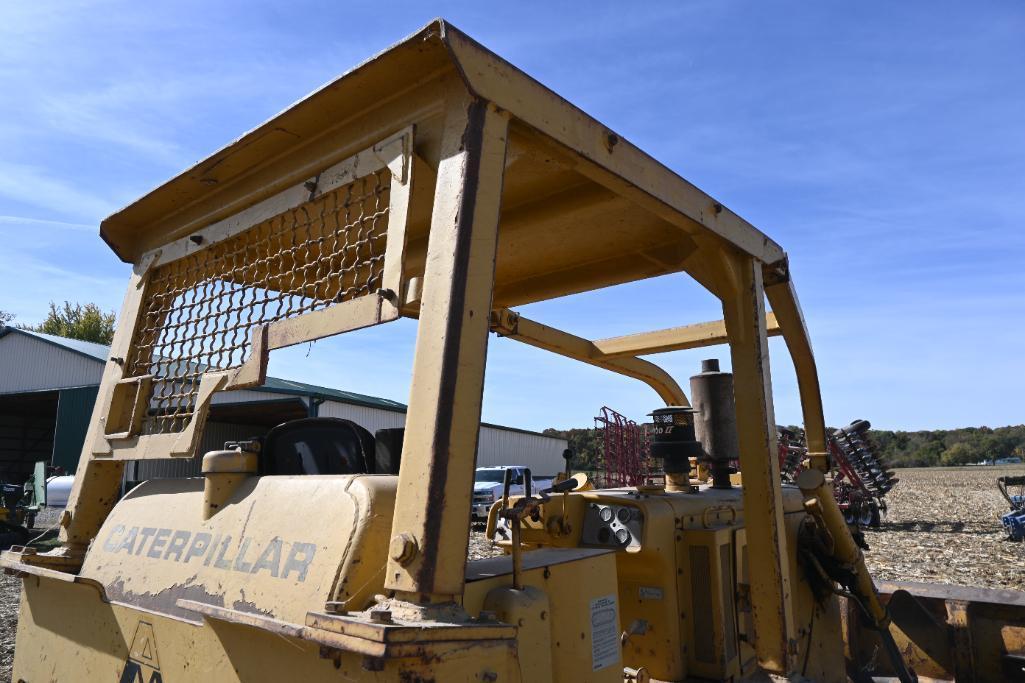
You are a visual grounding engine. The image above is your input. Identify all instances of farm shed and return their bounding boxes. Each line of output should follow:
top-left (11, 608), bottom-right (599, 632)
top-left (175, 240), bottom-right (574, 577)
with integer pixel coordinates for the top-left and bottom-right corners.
top-left (0, 327), bottom-right (567, 484)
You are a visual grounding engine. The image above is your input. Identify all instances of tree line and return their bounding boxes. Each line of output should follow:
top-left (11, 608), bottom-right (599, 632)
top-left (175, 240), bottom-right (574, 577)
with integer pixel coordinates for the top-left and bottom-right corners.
top-left (865, 425), bottom-right (1025, 467)
top-left (0, 302), bottom-right (116, 345)
top-left (544, 424), bottom-right (1025, 471)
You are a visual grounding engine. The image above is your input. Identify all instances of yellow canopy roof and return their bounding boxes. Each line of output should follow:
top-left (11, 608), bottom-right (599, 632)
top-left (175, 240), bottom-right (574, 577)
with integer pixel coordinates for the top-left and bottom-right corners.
top-left (100, 19), bottom-right (785, 308)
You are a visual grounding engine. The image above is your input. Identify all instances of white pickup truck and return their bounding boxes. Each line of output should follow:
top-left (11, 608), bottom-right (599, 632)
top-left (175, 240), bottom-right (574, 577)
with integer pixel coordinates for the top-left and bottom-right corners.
top-left (471, 466), bottom-right (553, 522)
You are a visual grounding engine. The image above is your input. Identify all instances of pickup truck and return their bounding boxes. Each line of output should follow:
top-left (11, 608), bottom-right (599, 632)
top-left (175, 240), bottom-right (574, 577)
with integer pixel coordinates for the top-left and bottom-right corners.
top-left (471, 466), bottom-right (553, 522)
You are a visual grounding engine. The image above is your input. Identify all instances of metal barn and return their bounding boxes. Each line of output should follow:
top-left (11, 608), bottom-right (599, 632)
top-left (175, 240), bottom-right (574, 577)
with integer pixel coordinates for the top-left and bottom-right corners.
top-left (0, 327), bottom-right (568, 484)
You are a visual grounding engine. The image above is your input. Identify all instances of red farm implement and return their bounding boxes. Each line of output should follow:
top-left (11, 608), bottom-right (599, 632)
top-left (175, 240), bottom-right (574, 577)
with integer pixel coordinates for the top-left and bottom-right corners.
top-left (594, 406), bottom-right (649, 488)
top-left (779, 419), bottom-right (898, 528)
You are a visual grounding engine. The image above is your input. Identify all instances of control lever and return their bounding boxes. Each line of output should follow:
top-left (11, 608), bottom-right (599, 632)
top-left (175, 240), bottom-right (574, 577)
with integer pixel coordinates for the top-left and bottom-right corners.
top-left (546, 478), bottom-right (579, 494)
top-left (542, 474), bottom-right (586, 537)
top-left (499, 468), bottom-right (552, 590)
top-left (499, 468), bottom-right (588, 588)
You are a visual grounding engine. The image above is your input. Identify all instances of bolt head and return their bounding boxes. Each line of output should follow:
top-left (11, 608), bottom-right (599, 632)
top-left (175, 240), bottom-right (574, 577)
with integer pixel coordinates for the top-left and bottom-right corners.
top-left (389, 533), bottom-right (419, 565)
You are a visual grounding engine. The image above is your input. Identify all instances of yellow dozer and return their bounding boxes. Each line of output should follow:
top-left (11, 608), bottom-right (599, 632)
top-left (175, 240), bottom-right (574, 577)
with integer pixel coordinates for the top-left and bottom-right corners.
top-left (6, 19), bottom-right (1025, 682)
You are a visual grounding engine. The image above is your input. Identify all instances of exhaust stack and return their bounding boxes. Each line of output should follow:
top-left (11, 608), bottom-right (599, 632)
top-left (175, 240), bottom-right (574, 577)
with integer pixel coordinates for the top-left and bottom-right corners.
top-left (690, 359), bottom-right (739, 489)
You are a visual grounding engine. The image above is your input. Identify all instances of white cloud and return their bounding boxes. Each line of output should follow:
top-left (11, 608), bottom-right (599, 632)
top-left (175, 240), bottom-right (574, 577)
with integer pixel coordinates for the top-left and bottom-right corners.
top-left (35, 88), bottom-right (188, 167)
top-left (0, 215), bottom-right (94, 231)
top-left (0, 251), bottom-right (127, 321)
top-left (0, 162), bottom-right (116, 221)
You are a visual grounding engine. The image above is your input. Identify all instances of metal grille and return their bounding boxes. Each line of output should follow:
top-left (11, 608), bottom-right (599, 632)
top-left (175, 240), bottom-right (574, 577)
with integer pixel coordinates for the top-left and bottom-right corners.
top-left (127, 170), bottom-right (391, 435)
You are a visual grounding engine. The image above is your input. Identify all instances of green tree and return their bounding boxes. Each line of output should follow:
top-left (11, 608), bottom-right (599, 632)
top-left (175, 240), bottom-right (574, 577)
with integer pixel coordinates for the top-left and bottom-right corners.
top-left (543, 427), bottom-right (602, 472)
top-left (980, 433), bottom-right (1015, 460)
top-left (24, 301), bottom-right (116, 345)
top-left (0, 310), bottom-right (13, 326)
top-left (940, 442), bottom-right (978, 467)
top-left (907, 440), bottom-right (944, 467)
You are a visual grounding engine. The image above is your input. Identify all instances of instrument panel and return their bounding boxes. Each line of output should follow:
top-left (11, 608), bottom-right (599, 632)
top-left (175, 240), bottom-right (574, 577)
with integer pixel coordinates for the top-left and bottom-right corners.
top-left (581, 502), bottom-right (644, 550)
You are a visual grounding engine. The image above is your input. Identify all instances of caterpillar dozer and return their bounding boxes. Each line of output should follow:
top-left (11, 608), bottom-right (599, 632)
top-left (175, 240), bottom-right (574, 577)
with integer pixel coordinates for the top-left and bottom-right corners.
top-left (6, 19), bottom-right (1025, 682)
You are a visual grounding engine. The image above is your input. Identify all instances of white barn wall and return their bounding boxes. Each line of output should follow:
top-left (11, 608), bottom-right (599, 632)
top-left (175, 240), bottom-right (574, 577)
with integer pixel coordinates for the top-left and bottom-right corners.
top-left (134, 421), bottom-right (267, 479)
top-left (0, 334), bottom-right (103, 393)
top-left (213, 390), bottom-right (295, 405)
top-left (477, 427), bottom-right (567, 476)
top-left (318, 399), bottom-right (568, 476)
top-left (315, 401), bottom-right (405, 434)
top-left (125, 408), bottom-right (569, 480)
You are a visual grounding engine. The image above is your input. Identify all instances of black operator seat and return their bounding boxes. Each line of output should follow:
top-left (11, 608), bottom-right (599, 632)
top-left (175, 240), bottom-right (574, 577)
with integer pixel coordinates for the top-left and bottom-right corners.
top-left (261, 417), bottom-right (375, 475)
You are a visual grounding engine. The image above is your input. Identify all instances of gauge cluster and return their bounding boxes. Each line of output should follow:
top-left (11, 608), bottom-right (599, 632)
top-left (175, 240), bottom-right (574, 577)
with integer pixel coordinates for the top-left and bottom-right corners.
top-left (581, 502), bottom-right (643, 550)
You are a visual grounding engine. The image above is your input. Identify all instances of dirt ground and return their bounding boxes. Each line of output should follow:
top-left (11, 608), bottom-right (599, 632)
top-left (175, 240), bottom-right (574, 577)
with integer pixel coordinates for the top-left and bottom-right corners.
top-left (0, 507), bottom-right (61, 683)
top-left (0, 467), bottom-right (1020, 680)
top-left (862, 464), bottom-right (1025, 590)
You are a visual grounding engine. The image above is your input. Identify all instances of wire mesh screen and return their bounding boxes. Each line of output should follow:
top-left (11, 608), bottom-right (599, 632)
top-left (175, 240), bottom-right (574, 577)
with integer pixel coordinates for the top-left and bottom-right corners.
top-left (126, 170), bottom-right (391, 435)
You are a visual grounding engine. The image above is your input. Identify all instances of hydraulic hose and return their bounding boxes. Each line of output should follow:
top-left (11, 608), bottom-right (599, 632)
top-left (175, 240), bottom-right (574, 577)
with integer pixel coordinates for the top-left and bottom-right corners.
top-left (796, 469), bottom-right (916, 683)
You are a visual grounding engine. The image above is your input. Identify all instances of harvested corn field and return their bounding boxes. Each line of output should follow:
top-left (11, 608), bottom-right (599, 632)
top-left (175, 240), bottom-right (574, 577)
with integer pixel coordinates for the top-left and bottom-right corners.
top-left (862, 465), bottom-right (1025, 591)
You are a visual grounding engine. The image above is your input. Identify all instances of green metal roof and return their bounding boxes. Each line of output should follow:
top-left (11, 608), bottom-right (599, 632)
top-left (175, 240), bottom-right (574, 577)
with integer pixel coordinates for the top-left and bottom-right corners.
top-left (0, 326), bottom-right (110, 363)
top-left (254, 378), bottom-right (555, 438)
top-left (256, 376), bottom-right (408, 413)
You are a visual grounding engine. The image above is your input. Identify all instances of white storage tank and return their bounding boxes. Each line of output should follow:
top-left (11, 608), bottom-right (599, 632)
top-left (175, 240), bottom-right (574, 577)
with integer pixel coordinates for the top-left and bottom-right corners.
top-left (45, 475), bottom-right (74, 509)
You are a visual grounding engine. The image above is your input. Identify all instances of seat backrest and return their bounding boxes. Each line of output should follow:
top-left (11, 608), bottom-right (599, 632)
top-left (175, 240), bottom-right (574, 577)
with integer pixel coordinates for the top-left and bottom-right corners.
top-left (261, 418), bottom-right (375, 475)
top-left (373, 428), bottom-right (405, 475)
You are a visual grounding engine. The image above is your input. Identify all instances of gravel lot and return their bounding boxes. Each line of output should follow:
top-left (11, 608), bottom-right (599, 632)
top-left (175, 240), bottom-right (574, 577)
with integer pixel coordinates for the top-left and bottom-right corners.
top-left (0, 506), bottom-right (61, 683)
top-left (0, 467), bottom-right (1019, 680)
top-left (0, 573), bottom-right (18, 683)
top-left (468, 525), bottom-right (503, 560)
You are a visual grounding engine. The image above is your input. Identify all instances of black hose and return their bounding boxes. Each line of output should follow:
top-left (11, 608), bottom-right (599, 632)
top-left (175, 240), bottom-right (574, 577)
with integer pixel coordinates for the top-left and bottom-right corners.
top-left (801, 607), bottom-right (815, 677)
top-left (841, 577), bottom-right (917, 683)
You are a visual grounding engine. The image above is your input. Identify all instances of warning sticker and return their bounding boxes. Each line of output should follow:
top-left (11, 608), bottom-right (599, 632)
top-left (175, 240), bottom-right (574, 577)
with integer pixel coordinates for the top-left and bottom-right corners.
top-left (119, 621), bottom-right (162, 682)
top-left (639, 586), bottom-right (664, 601)
top-left (589, 594), bottom-right (620, 671)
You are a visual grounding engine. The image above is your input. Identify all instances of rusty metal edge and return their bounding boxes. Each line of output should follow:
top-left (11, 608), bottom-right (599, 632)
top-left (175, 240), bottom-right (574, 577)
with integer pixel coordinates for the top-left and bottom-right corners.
top-left (877, 580), bottom-right (1025, 608)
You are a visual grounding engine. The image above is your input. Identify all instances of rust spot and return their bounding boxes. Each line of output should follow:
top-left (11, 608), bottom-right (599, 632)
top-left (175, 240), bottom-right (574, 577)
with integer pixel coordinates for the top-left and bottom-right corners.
top-left (604, 132), bottom-right (619, 153)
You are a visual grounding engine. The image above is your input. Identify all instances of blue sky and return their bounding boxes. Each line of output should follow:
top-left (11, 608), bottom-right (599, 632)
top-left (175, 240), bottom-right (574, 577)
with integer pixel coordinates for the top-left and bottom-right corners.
top-left (1, 2), bottom-right (1022, 431)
